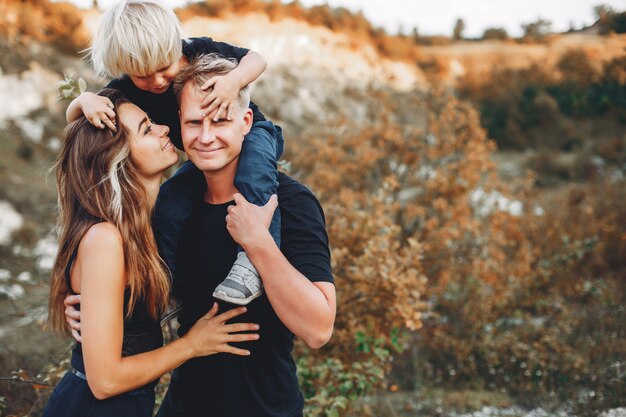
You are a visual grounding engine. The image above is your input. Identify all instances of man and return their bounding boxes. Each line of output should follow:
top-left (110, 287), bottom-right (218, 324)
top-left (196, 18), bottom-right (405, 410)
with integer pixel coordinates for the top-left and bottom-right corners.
top-left (67, 54), bottom-right (336, 417)
top-left (157, 54), bottom-right (336, 417)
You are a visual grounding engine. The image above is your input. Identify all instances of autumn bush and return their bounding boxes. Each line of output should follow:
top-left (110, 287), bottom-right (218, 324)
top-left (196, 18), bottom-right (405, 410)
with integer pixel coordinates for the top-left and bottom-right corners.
top-left (483, 27), bottom-right (509, 40)
top-left (459, 51), bottom-right (626, 151)
top-left (287, 85), bottom-right (625, 415)
top-left (412, 180), bottom-right (624, 409)
top-left (285, 87), bottom-right (512, 415)
top-left (0, 0), bottom-right (88, 53)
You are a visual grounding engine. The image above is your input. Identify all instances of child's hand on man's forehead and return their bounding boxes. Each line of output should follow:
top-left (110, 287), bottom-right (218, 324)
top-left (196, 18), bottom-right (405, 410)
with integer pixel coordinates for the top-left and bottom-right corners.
top-left (199, 74), bottom-right (241, 122)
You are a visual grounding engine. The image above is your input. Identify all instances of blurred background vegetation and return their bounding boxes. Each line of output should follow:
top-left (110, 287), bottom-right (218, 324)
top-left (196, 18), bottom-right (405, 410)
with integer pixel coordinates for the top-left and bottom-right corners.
top-left (0, 1), bottom-right (624, 416)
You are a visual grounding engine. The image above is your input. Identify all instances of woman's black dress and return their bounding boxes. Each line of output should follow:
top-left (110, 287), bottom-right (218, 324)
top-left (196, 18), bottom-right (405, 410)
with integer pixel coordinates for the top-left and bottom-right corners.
top-left (42, 249), bottom-right (164, 417)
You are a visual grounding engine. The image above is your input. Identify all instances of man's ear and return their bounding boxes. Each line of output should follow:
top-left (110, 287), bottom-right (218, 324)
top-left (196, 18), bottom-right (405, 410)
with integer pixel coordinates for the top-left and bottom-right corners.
top-left (178, 110), bottom-right (181, 121)
top-left (242, 108), bottom-right (253, 135)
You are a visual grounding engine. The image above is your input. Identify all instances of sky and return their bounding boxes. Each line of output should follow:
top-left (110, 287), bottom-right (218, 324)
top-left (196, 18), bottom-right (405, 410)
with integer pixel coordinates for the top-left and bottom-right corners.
top-left (63, 0), bottom-right (626, 37)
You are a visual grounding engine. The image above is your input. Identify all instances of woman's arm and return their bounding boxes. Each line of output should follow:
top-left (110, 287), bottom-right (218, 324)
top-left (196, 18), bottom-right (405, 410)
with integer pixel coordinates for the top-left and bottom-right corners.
top-left (76, 223), bottom-right (259, 399)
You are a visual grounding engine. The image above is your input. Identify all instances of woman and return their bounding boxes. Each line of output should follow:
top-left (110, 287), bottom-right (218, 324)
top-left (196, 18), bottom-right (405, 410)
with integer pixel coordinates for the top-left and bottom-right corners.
top-left (44, 89), bottom-right (259, 417)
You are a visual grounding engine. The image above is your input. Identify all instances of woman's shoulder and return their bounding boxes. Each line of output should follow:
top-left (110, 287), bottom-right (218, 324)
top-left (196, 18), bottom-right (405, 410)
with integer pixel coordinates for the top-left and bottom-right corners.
top-left (79, 222), bottom-right (123, 255)
top-left (73, 222), bottom-right (125, 293)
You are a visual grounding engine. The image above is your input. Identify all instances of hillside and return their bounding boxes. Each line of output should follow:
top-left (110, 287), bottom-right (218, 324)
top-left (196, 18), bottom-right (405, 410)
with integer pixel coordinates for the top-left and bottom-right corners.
top-left (84, 8), bottom-right (626, 90)
top-left (0, 2), bottom-right (625, 416)
top-left (418, 33), bottom-right (626, 82)
top-left (5, 1), bottom-right (626, 94)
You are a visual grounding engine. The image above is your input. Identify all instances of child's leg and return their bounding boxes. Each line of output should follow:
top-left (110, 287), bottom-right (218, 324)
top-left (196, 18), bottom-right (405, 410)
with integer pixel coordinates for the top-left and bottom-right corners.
top-left (235, 122), bottom-right (282, 246)
top-left (213, 121), bottom-right (284, 305)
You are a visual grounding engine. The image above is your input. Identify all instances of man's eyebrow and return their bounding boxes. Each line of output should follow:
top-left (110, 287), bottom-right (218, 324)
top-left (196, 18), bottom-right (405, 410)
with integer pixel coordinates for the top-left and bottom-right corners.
top-left (182, 115), bottom-right (203, 123)
top-left (137, 116), bottom-right (148, 134)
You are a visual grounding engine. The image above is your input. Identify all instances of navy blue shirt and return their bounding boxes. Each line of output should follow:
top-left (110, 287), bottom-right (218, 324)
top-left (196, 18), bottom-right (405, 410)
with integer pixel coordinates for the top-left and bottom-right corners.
top-left (106, 37), bottom-right (265, 150)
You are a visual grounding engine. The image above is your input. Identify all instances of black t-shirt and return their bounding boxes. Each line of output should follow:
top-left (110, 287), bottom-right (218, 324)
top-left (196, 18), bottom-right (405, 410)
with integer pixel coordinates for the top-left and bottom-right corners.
top-left (170, 173), bottom-right (333, 417)
top-left (106, 37), bottom-right (265, 150)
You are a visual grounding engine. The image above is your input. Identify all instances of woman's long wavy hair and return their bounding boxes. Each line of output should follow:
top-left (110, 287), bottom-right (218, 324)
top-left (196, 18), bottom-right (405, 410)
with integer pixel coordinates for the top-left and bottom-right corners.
top-left (48, 89), bottom-right (170, 335)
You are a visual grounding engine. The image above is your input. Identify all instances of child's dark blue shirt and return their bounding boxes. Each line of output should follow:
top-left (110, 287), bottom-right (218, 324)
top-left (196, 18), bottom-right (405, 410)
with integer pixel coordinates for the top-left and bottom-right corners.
top-left (106, 37), bottom-right (265, 150)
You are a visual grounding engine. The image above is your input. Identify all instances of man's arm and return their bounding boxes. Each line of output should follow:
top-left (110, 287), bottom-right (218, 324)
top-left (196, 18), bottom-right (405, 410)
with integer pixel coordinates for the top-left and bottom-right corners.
top-left (226, 194), bottom-right (336, 349)
top-left (248, 241), bottom-right (336, 349)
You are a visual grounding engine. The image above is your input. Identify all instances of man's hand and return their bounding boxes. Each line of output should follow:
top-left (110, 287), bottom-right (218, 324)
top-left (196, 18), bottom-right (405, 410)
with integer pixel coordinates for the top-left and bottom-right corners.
top-left (226, 194), bottom-right (278, 250)
top-left (200, 74), bottom-right (241, 121)
top-left (64, 294), bottom-right (82, 342)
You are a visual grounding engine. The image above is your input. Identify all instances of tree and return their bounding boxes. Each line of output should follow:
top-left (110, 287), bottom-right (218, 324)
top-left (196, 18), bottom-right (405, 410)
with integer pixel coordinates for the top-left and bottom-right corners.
top-left (411, 27), bottom-right (421, 44)
top-left (594, 4), bottom-right (616, 34)
top-left (594, 4), bottom-right (615, 20)
top-left (521, 18), bottom-right (552, 40)
top-left (566, 20), bottom-right (577, 33)
top-left (453, 18), bottom-right (465, 40)
top-left (482, 27), bottom-right (508, 40)
top-left (609, 11), bottom-right (626, 33)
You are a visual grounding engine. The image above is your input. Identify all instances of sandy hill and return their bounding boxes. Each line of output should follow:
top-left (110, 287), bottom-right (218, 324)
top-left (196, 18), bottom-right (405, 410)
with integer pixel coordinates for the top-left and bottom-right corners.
top-left (418, 33), bottom-right (626, 82)
top-left (83, 9), bottom-right (626, 90)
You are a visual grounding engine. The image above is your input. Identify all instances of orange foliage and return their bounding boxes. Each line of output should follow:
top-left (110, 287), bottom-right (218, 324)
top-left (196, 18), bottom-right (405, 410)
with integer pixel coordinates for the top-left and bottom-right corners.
top-left (0, 0), bottom-right (88, 52)
top-left (176, 0), bottom-right (424, 63)
top-left (288, 84), bottom-right (625, 414)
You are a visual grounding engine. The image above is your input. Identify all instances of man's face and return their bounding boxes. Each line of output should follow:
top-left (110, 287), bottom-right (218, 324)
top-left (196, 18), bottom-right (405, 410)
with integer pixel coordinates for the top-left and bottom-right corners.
top-left (179, 82), bottom-right (252, 174)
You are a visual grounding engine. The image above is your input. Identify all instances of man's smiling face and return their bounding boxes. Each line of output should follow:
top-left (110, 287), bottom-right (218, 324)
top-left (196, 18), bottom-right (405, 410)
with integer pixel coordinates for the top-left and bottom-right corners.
top-left (179, 82), bottom-right (252, 174)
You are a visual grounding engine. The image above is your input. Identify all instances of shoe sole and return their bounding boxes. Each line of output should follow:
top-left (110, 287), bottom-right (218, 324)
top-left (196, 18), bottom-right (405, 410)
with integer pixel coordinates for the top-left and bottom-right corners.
top-left (212, 289), bottom-right (263, 305)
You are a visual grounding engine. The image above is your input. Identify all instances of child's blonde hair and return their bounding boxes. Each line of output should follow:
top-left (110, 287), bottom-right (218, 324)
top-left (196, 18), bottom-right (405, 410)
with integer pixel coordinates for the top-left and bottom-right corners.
top-left (89, 0), bottom-right (183, 78)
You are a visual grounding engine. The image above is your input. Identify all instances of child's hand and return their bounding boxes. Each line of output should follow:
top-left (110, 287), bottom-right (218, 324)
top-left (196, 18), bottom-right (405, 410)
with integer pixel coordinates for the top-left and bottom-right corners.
top-left (200, 75), bottom-right (240, 121)
top-left (79, 92), bottom-right (117, 131)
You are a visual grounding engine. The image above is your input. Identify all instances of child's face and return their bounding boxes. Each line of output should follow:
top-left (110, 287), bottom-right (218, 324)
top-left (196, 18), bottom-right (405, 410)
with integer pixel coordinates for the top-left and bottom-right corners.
top-left (129, 58), bottom-right (184, 94)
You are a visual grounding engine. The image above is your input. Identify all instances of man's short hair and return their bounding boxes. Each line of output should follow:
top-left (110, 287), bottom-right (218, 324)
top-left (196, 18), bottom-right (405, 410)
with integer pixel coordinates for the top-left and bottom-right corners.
top-left (89, 0), bottom-right (183, 78)
top-left (173, 54), bottom-right (251, 111)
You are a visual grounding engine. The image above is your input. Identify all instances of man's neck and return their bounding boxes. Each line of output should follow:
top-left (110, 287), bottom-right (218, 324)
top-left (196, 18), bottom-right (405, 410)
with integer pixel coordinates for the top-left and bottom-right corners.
top-left (202, 163), bottom-right (238, 204)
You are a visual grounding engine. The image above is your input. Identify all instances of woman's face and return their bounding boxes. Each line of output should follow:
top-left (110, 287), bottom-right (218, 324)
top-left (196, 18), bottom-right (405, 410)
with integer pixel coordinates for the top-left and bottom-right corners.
top-left (117, 102), bottom-right (178, 179)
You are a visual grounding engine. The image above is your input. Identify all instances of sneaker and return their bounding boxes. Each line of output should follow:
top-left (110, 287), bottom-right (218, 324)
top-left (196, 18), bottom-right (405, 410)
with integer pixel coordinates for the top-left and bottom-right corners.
top-left (213, 252), bottom-right (263, 305)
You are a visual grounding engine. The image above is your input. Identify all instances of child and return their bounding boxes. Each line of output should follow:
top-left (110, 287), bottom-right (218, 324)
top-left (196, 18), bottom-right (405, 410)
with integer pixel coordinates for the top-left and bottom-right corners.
top-left (66, 0), bottom-right (282, 305)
